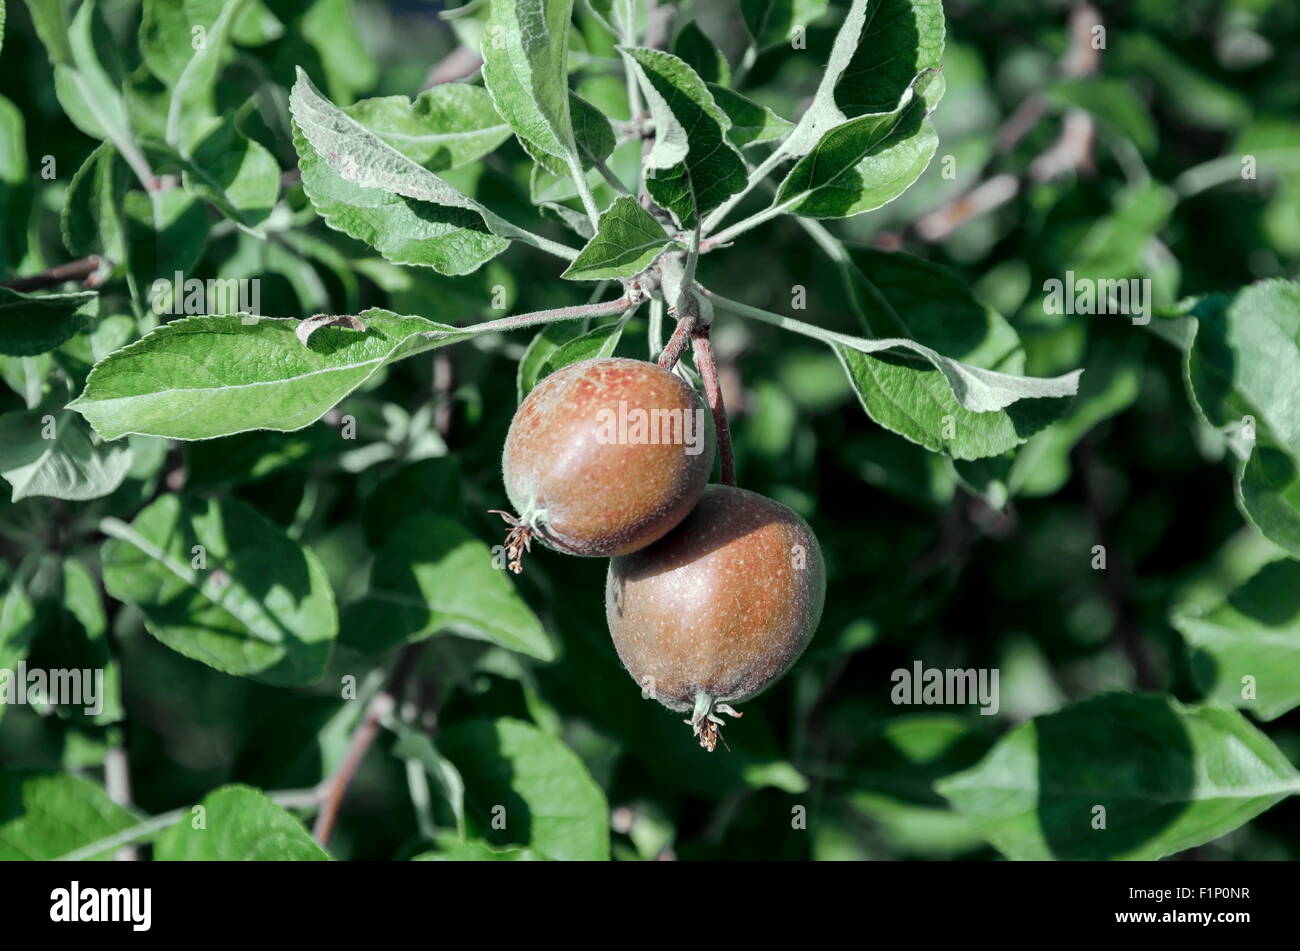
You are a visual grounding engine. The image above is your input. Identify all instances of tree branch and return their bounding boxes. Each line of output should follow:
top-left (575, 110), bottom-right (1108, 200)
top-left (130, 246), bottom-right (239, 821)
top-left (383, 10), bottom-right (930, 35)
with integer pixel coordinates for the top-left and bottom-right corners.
top-left (446, 295), bottom-right (634, 337)
top-left (103, 745), bottom-right (138, 861)
top-left (423, 46), bottom-right (484, 88)
top-left (656, 306), bottom-right (696, 370)
top-left (313, 644), bottom-right (424, 848)
top-left (0, 255), bottom-right (104, 292)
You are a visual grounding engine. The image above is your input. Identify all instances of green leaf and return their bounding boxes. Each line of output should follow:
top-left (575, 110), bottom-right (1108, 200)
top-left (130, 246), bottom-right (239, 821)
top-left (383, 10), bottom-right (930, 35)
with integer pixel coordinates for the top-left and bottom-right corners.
top-left (61, 142), bottom-right (129, 262)
top-left (101, 494), bottom-right (338, 686)
top-left (232, 0), bottom-right (283, 45)
top-left (63, 557), bottom-right (108, 644)
top-left (1005, 333), bottom-right (1145, 498)
top-left (0, 287), bottom-right (96, 357)
top-left (520, 92), bottom-right (616, 179)
top-left (833, 0), bottom-right (944, 116)
top-left (68, 310), bottom-right (471, 441)
top-left (569, 91), bottom-right (617, 169)
top-left (439, 717), bottom-right (610, 860)
top-left (141, 0), bottom-right (229, 85)
top-left (0, 409), bottom-right (131, 501)
top-left (740, 0), bottom-right (829, 51)
top-left (776, 69), bottom-right (943, 219)
top-left (0, 581), bottom-right (33, 725)
top-left (0, 576), bottom-right (36, 673)
top-left (480, 0), bottom-right (585, 178)
top-left (173, 115), bottom-right (281, 233)
top-left (21, 0), bottom-right (72, 65)
top-left (40, 0), bottom-right (151, 187)
top-left (161, 0), bottom-right (248, 146)
top-left (293, 125), bottom-right (508, 275)
top-left (362, 456), bottom-right (464, 547)
top-left (1062, 181), bottom-right (1175, 285)
top-left (619, 46), bottom-right (747, 226)
top-left (1174, 560), bottom-right (1300, 721)
top-left (1187, 281), bottom-right (1300, 463)
top-left (537, 318), bottom-right (625, 381)
top-left (710, 84), bottom-right (794, 149)
top-left (290, 0), bottom-right (377, 105)
top-left (1186, 281), bottom-right (1300, 554)
top-left (584, 0), bottom-right (640, 41)
top-left (390, 719), bottom-right (467, 839)
top-left (341, 512), bottom-right (554, 661)
top-left (673, 20), bottom-right (729, 85)
top-left (290, 69), bottom-right (572, 271)
top-left (123, 187), bottom-right (210, 302)
top-left (937, 694), bottom-right (1300, 860)
top-left (1238, 433), bottom-right (1300, 558)
top-left (0, 772), bottom-right (140, 860)
top-left (413, 835), bottom-right (538, 860)
top-left (834, 346), bottom-right (1074, 461)
top-left (154, 785), bottom-right (330, 860)
top-left (833, 250), bottom-right (1080, 459)
top-left (1049, 78), bottom-right (1158, 156)
top-left (783, 0), bottom-right (946, 157)
top-left (342, 83), bottom-right (512, 172)
top-left (0, 93), bottom-right (31, 277)
top-left (561, 196), bottom-right (675, 280)
top-left (517, 319), bottom-right (582, 399)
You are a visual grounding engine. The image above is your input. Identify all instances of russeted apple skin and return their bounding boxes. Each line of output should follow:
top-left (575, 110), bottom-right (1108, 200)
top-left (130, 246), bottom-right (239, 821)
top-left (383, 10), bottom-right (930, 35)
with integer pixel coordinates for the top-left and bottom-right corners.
top-left (502, 357), bottom-right (714, 558)
top-left (605, 485), bottom-right (825, 713)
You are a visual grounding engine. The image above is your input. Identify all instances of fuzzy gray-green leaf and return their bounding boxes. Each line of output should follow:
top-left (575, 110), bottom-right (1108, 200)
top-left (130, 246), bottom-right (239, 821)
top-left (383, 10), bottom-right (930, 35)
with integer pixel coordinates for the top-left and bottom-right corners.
top-left (481, 0), bottom-right (582, 174)
top-left (68, 310), bottom-right (473, 441)
top-left (562, 196), bottom-right (676, 281)
top-left (776, 70), bottom-right (943, 219)
top-left (832, 250), bottom-right (1080, 460)
top-left (710, 84), bottom-right (794, 149)
top-left (619, 46), bottom-right (746, 226)
top-left (342, 83), bottom-right (512, 172)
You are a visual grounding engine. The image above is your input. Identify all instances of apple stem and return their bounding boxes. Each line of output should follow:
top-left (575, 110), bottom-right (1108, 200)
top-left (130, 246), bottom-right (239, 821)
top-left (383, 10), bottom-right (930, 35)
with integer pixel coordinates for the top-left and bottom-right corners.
top-left (691, 324), bottom-right (736, 487)
top-left (656, 309), bottom-right (696, 370)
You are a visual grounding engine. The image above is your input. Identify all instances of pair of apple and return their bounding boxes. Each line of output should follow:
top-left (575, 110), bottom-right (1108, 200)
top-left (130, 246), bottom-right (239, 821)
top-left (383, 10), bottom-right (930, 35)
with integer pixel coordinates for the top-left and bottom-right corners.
top-left (498, 358), bottom-right (825, 750)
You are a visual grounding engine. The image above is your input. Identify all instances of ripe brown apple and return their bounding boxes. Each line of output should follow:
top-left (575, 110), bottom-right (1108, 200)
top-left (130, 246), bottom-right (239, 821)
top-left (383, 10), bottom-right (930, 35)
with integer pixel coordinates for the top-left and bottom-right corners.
top-left (498, 357), bottom-right (713, 571)
top-left (606, 484), bottom-right (825, 750)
